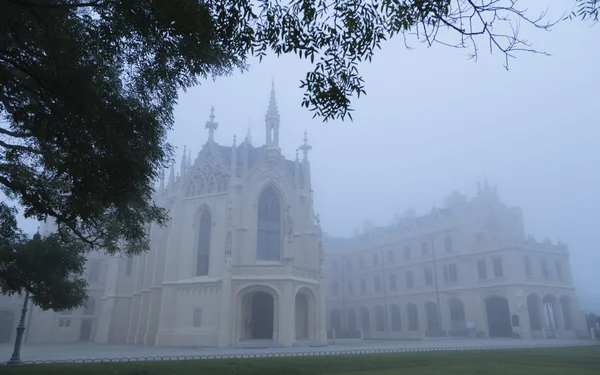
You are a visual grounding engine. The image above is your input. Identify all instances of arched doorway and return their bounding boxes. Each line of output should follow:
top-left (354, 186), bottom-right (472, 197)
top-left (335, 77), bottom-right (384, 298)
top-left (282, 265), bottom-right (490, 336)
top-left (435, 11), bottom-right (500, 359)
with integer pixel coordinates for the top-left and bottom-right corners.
top-left (240, 290), bottom-right (276, 340)
top-left (346, 308), bottom-right (356, 332)
top-left (330, 309), bottom-right (342, 333)
top-left (448, 298), bottom-right (467, 337)
top-left (295, 293), bottom-right (309, 340)
top-left (0, 310), bottom-right (14, 343)
top-left (543, 295), bottom-right (560, 338)
top-left (425, 301), bottom-right (441, 336)
top-left (560, 296), bottom-right (573, 331)
top-left (527, 293), bottom-right (543, 335)
top-left (485, 296), bottom-right (512, 337)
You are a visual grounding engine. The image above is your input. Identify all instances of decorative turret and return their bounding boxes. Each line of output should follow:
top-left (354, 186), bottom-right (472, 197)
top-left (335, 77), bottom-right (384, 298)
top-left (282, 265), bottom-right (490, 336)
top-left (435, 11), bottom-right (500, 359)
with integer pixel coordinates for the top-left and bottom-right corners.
top-left (230, 135), bottom-right (237, 184)
top-left (205, 106), bottom-right (218, 143)
top-left (299, 131), bottom-right (312, 191)
top-left (265, 80), bottom-right (280, 149)
top-left (158, 169), bottom-right (165, 193)
top-left (180, 146), bottom-right (187, 177)
top-left (168, 157), bottom-right (175, 186)
top-left (295, 149), bottom-right (301, 188)
top-left (187, 147), bottom-right (192, 169)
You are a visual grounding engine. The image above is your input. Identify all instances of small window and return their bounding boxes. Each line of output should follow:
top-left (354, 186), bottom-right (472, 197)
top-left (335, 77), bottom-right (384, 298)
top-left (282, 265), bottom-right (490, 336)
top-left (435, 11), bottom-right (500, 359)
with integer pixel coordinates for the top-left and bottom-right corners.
top-left (403, 246), bottom-right (411, 259)
top-left (374, 276), bottom-right (382, 292)
top-left (421, 242), bottom-right (430, 256)
top-left (424, 268), bottom-right (433, 286)
top-left (332, 281), bottom-right (339, 296)
top-left (444, 236), bottom-right (453, 252)
top-left (59, 318), bottom-right (71, 327)
top-left (347, 281), bottom-right (354, 296)
top-left (360, 279), bottom-right (367, 294)
top-left (373, 253), bottom-right (379, 266)
top-left (387, 250), bottom-right (394, 263)
top-left (478, 259), bottom-right (487, 279)
top-left (406, 271), bottom-right (414, 288)
top-left (493, 258), bottom-right (504, 278)
top-left (193, 307), bottom-right (202, 327)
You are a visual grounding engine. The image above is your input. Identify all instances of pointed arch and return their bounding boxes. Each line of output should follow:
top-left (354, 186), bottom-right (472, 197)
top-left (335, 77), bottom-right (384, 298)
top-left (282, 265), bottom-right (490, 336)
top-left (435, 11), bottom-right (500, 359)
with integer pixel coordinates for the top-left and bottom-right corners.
top-left (257, 185), bottom-right (282, 261)
top-left (196, 208), bottom-right (212, 276)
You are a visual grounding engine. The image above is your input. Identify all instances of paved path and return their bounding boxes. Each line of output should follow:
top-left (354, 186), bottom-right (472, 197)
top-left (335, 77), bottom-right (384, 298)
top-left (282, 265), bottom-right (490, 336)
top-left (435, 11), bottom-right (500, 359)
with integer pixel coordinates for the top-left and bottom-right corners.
top-left (0, 338), bottom-right (597, 363)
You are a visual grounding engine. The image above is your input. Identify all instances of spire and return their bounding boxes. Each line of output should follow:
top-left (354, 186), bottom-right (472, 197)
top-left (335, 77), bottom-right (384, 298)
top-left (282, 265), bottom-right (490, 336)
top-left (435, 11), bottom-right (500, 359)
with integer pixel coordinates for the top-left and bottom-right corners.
top-left (180, 145), bottom-right (187, 177)
top-left (168, 157), bottom-right (175, 185)
top-left (230, 135), bottom-right (237, 182)
top-left (265, 79), bottom-right (279, 121)
top-left (187, 147), bottom-right (192, 168)
top-left (159, 169), bottom-right (165, 192)
top-left (205, 106), bottom-right (219, 143)
top-left (245, 119), bottom-right (253, 146)
top-left (299, 131), bottom-right (312, 161)
top-left (265, 79), bottom-right (280, 148)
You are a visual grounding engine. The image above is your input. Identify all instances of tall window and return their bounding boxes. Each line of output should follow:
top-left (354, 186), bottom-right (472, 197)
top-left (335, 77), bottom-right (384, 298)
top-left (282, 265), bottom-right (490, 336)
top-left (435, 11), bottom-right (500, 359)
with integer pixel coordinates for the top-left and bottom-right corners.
top-left (555, 260), bottom-right (563, 281)
top-left (332, 261), bottom-right (339, 271)
top-left (407, 303), bottom-right (419, 331)
top-left (424, 267), bottom-right (433, 286)
top-left (403, 246), bottom-right (411, 259)
top-left (524, 256), bottom-right (532, 277)
top-left (477, 259), bottom-right (487, 279)
top-left (389, 273), bottom-right (397, 291)
top-left (443, 263), bottom-right (458, 283)
top-left (387, 250), bottom-right (394, 263)
top-left (444, 236), bottom-right (453, 252)
top-left (421, 242), bottom-right (430, 256)
top-left (347, 281), bottom-right (354, 296)
top-left (361, 279), bottom-right (367, 294)
top-left (196, 210), bottom-right (211, 276)
top-left (406, 271), bottom-right (414, 288)
top-left (257, 187), bottom-right (281, 261)
top-left (359, 257), bottom-right (365, 268)
top-left (390, 304), bottom-right (402, 331)
top-left (373, 253), bottom-right (379, 266)
top-left (493, 258), bottom-right (504, 278)
top-left (541, 258), bottom-right (549, 278)
top-left (83, 299), bottom-right (95, 315)
top-left (375, 305), bottom-right (385, 331)
top-left (374, 276), bottom-right (382, 292)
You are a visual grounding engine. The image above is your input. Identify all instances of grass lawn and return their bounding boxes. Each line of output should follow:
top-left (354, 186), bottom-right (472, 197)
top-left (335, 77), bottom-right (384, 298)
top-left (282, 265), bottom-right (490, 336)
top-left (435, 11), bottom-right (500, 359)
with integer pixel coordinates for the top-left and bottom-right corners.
top-left (1, 346), bottom-right (599, 375)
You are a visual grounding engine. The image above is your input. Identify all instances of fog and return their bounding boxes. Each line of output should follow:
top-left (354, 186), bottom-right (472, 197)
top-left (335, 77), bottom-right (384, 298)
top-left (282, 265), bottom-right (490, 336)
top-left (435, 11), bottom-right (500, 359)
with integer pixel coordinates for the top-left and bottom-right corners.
top-left (12, 0), bottom-right (599, 319)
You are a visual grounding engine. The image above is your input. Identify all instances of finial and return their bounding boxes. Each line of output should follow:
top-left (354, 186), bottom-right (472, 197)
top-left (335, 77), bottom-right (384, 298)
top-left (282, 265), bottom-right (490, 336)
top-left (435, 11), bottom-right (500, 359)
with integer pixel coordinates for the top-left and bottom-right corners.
top-left (205, 106), bottom-right (219, 142)
top-left (299, 130), bottom-right (312, 160)
top-left (295, 149), bottom-right (299, 161)
top-left (265, 80), bottom-right (279, 120)
top-left (33, 226), bottom-right (41, 241)
top-left (233, 135), bottom-right (237, 147)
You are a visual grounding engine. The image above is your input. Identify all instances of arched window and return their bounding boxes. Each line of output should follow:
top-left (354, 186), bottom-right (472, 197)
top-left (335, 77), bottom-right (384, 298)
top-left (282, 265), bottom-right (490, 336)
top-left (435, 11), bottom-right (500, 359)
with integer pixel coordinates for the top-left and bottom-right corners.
top-left (330, 309), bottom-right (342, 332)
top-left (346, 308), bottom-right (356, 332)
top-left (390, 304), bottom-right (401, 331)
top-left (257, 187), bottom-right (281, 261)
top-left (425, 301), bottom-right (440, 333)
top-left (360, 306), bottom-right (370, 332)
top-left (449, 298), bottom-right (466, 329)
top-left (527, 294), bottom-right (542, 330)
top-left (407, 303), bottom-right (419, 331)
top-left (560, 296), bottom-right (573, 330)
top-left (196, 210), bottom-right (211, 276)
top-left (375, 305), bottom-right (385, 331)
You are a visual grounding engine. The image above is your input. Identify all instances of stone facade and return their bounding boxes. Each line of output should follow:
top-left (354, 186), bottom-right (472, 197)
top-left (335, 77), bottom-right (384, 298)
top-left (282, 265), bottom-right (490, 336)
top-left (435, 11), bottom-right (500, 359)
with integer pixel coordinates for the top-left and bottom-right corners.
top-left (0, 84), bottom-right (327, 348)
top-left (323, 183), bottom-right (588, 340)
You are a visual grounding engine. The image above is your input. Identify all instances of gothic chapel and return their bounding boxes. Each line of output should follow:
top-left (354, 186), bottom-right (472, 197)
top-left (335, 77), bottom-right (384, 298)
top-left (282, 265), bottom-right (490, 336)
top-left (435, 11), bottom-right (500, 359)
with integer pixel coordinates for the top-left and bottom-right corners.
top-left (95, 83), bottom-right (328, 347)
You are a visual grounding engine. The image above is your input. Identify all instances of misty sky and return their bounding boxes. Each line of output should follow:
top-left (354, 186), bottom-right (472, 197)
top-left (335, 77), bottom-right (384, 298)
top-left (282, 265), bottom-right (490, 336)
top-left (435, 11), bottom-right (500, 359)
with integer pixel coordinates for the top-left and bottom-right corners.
top-left (10, 2), bottom-right (599, 312)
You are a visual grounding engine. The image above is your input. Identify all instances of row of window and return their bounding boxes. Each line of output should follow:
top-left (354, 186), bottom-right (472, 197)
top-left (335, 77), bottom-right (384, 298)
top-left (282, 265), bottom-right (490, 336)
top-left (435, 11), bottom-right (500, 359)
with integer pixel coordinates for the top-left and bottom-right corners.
top-left (332, 237), bottom-right (454, 271)
top-left (330, 300), bottom-right (459, 333)
top-left (524, 256), bottom-right (564, 281)
top-left (332, 258), bottom-right (509, 296)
